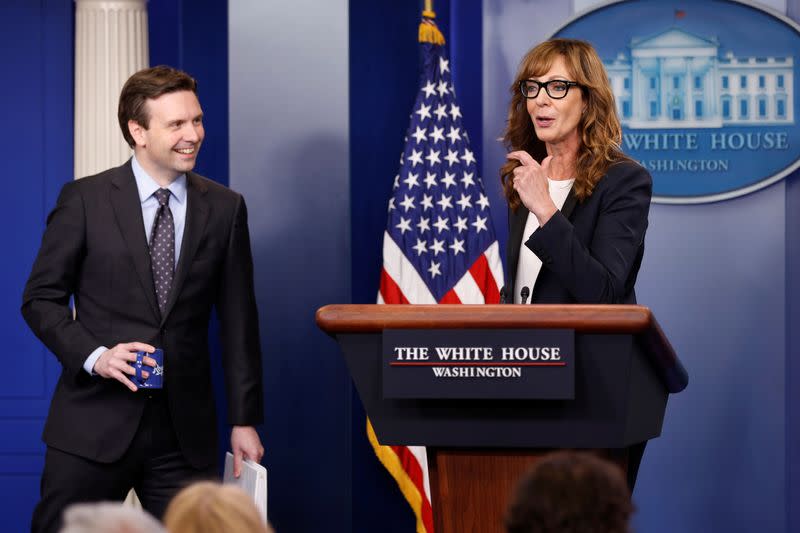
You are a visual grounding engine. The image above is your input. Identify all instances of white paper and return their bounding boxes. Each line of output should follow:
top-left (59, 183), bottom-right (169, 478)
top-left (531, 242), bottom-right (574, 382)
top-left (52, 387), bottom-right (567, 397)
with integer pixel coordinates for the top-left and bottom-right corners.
top-left (223, 451), bottom-right (268, 522)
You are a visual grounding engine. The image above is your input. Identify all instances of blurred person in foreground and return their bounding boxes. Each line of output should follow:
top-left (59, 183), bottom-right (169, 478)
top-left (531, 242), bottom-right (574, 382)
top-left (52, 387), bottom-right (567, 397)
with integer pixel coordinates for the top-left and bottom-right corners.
top-left (501, 38), bottom-right (652, 488)
top-left (164, 482), bottom-right (273, 533)
top-left (59, 502), bottom-right (166, 533)
top-left (505, 451), bottom-right (634, 533)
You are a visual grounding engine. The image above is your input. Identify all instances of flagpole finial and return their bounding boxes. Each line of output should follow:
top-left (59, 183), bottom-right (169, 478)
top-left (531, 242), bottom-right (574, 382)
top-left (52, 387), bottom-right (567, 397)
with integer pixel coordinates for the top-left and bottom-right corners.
top-left (419, 8), bottom-right (445, 45)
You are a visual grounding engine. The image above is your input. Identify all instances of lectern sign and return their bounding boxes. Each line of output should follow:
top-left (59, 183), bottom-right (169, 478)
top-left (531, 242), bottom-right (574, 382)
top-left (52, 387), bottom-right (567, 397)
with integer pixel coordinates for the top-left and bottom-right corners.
top-left (382, 329), bottom-right (574, 399)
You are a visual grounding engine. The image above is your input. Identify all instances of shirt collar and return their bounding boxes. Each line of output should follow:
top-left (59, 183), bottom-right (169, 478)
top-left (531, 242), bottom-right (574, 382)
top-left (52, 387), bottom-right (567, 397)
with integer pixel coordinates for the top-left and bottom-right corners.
top-left (131, 155), bottom-right (187, 205)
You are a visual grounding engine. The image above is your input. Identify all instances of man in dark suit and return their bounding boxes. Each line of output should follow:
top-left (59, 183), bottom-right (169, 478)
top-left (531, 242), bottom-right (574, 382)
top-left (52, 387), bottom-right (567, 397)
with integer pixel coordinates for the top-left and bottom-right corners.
top-left (22, 66), bottom-right (265, 533)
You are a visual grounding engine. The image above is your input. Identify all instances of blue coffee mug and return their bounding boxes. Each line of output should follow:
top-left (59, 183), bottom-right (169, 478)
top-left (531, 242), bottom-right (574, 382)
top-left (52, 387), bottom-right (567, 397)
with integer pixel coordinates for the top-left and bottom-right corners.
top-left (132, 349), bottom-right (164, 389)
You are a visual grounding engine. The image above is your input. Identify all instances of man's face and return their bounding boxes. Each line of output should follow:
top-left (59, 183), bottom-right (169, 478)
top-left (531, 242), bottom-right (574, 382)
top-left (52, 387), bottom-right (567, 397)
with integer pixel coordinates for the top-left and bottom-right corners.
top-left (130, 90), bottom-right (204, 182)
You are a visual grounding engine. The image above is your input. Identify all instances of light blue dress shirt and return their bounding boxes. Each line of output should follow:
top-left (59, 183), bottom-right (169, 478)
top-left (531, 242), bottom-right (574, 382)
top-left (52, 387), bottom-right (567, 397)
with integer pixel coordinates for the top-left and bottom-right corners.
top-left (83, 156), bottom-right (189, 374)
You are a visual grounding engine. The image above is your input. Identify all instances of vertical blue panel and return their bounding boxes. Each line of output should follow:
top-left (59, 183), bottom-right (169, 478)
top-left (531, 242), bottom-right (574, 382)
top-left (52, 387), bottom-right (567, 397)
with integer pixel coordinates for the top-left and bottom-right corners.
top-left (349, 1), bottom-right (419, 306)
top-left (230, 1), bottom-right (352, 531)
top-left (348, 1), bottom-right (421, 530)
top-left (0, 1), bottom-right (73, 531)
top-left (1, 3), bottom-right (46, 400)
top-left (785, 5), bottom-right (800, 532)
top-left (148, 0), bottom-right (181, 68)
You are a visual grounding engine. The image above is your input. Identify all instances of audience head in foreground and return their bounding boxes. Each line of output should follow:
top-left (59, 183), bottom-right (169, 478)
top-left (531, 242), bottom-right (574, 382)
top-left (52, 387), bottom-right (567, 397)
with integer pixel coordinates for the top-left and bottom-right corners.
top-left (164, 482), bottom-right (272, 533)
top-left (59, 502), bottom-right (166, 533)
top-left (505, 451), bottom-right (634, 533)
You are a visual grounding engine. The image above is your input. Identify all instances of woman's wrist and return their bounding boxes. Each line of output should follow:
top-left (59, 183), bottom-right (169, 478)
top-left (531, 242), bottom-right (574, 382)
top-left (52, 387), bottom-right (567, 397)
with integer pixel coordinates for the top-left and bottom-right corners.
top-left (533, 201), bottom-right (558, 227)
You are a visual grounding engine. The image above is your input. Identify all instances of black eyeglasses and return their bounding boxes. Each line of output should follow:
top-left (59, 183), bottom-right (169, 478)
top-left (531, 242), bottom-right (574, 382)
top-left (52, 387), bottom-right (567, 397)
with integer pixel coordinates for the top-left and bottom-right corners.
top-left (519, 79), bottom-right (581, 99)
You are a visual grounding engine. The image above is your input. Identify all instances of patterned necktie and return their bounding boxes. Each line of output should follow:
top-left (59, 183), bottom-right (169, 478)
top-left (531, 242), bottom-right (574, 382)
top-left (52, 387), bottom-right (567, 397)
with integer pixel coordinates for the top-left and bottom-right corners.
top-left (150, 188), bottom-right (175, 315)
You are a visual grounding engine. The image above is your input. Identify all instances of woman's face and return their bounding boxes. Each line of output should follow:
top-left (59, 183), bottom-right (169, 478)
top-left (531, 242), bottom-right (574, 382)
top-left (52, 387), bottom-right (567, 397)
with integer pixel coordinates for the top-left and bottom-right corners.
top-left (525, 56), bottom-right (585, 151)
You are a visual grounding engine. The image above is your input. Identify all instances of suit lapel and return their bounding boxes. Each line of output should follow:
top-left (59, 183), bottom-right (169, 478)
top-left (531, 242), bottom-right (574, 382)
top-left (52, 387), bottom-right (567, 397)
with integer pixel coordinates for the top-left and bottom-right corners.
top-left (561, 187), bottom-right (578, 220)
top-left (160, 173), bottom-right (209, 325)
top-left (110, 162), bottom-right (161, 322)
top-left (509, 186), bottom-right (578, 302)
top-left (506, 205), bottom-right (529, 299)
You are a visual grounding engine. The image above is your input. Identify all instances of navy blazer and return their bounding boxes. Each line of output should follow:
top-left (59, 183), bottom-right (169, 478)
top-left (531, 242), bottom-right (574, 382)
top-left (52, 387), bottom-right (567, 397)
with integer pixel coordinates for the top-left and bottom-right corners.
top-left (506, 160), bottom-right (652, 304)
top-left (22, 160), bottom-right (263, 468)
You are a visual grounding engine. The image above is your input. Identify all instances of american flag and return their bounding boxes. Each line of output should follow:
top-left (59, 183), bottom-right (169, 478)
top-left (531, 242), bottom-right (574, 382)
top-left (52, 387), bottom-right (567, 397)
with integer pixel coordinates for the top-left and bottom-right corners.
top-left (369, 17), bottom-right (504, 533)
top-left (378, 36), bottom-right (503, 307)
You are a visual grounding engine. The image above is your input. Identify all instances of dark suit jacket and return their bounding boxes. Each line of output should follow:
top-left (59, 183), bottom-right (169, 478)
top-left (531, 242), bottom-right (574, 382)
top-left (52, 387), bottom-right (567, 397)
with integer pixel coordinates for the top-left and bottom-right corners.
top-left (22, 160), bottom-right (263, 469)
top-left (506, 160), bottom-right (652, 305)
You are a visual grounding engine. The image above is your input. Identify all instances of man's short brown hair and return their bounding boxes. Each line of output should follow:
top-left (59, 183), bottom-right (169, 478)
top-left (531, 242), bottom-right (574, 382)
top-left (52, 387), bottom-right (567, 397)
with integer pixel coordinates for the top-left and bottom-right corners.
top-left (505, 451), bottom-right (634, 533)
top-left (117, 65), bottom-right (198, 147)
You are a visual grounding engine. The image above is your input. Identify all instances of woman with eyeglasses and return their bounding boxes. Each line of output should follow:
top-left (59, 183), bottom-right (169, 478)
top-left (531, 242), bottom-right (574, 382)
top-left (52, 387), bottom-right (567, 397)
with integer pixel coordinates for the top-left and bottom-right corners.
top-left (500, 38), bottom-right (652, 489)
top-left (501, 38), bottom-right (651, 307)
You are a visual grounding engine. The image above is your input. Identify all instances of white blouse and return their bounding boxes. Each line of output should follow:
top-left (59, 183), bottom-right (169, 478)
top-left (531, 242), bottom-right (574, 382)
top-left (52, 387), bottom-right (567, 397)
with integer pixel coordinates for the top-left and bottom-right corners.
top-left (514, 178), bottom-right (575, 303)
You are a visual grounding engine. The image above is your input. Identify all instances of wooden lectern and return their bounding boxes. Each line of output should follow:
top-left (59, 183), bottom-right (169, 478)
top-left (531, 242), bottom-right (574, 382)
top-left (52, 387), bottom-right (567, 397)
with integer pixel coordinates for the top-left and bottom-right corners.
top-left (316, 304), bottom-right (687, 533)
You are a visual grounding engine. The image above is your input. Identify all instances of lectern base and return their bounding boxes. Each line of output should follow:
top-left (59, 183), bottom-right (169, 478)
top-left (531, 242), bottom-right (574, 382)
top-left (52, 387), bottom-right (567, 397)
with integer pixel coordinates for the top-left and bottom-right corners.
top-left (427, 447), bottom-right (636, 533)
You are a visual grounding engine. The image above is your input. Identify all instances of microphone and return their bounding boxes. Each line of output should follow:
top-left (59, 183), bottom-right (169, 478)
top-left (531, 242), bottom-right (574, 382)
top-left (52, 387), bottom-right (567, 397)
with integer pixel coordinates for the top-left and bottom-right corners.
top-left (499, 286), bottom-right (508, 304)
top-left (520, 286), bottom-right (530, 304)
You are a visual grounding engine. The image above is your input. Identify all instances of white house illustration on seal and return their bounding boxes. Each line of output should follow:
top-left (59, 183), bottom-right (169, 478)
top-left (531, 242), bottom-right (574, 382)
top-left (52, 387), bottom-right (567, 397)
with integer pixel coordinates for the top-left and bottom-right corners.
top-left (604, 27), bottom-right (794, 129)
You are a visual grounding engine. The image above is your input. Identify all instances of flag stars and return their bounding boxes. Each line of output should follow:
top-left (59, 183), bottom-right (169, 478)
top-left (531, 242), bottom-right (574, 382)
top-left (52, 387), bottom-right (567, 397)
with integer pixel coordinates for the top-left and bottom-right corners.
top-left (445, 149), bottom-right (460, 167)
top-left (417, 216), bottom-right (431, 233)
top-left (472, 215), bottom-right (488, 233)
top-left (412, 238), bottom-right (428, 256)
top-left (407, 149), bottom-right (423, 167)
top-left (425, 149), bottom-right (441, 166)
top-left (441, 171), bottom-right (457, 189)
top-left (421, 80), bottom-right (436, 98)
top-left (428, 261), bottom-right (442, 279)
top-left (461, 148), bottom-right (476, 166)
top-left (400, 194), bottom-right (415, 212)
top-left (396, 217), bottom-right (412, 234)
top-left (403, 172), bottom-right (419, 189)
top-left (456, 193), bottom-right (472, 211)
top-left (385, 50), bottom-right (501, 285)
top-left (449, 238), bottom-right (465, 255)
top-left (446, 127), bottom-right (462, 144)
top-left (424, 172), bottom-right (437, 189)
top-left (411, 126), bottom-right (427, 144)
top-left (421, 194), bottom-right (434, 210)
top-left (436, 80), bottom-right (449, 97)
top-left (429, 126), bottom-right (445, 144)
top-left (437, 194), bottom-right (453, 210)
top-left (415, 103), bottom-right (432, 121)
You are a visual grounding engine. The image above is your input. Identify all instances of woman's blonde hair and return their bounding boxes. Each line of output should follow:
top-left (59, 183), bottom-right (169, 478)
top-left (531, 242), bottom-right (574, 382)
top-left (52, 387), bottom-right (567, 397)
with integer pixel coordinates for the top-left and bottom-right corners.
top-left (164, 482), bottom-right (272, 533)
top-left (500, 38), bottom-right (629, 211)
